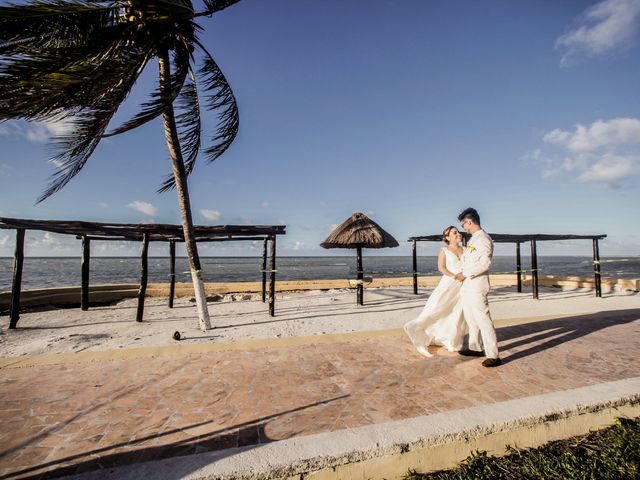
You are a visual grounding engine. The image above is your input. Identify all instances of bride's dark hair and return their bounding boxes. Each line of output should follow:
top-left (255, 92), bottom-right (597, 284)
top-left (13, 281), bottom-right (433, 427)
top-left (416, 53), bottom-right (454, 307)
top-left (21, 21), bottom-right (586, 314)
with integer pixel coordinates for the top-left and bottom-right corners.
top-left (442, 225), bottom-right (458, 244)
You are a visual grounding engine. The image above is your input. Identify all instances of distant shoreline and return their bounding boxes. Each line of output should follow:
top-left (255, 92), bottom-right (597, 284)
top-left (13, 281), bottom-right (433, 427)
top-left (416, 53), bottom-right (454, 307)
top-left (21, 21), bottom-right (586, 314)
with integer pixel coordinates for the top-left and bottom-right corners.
top-left (1, 255), bottom-right (637, 259)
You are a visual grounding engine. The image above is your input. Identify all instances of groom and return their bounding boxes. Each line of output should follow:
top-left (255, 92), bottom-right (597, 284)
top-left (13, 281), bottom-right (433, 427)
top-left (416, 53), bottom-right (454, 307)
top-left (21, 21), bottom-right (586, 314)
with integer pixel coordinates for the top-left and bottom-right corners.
top-left (455, 208), bottom-right (501, 367)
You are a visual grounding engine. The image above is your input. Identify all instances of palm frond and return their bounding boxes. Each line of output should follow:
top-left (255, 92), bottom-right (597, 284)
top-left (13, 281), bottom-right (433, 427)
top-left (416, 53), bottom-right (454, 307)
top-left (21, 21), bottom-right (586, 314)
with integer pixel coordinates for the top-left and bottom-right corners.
top-left (158, 68), bottom-right (202, 193)
top-left (199, 0), bottom-right (241, 16)
top-left (194, 38), bottom-right (239, 163)
top-left (0, 26), bottom-right (139, 120)
top-left (0, 2), bottom-right (120, 51)
top-left (37, 39), bottom-right (153, 203)
top-left (103, 29), bottom-right (193, 137)
top-left (0, 2), bottom-right (136, 121)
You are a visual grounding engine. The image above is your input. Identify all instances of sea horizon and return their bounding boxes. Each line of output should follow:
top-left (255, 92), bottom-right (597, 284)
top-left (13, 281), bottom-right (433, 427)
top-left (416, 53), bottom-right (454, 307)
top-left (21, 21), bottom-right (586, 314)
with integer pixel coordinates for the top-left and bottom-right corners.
top-left (2, 255), bottom-right (638, 291)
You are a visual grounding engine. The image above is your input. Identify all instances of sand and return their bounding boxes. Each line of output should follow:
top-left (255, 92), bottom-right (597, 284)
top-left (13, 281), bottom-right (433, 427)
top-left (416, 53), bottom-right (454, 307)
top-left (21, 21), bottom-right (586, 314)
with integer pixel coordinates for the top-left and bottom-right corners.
top-left (1, 284), bottom-right (639, 358)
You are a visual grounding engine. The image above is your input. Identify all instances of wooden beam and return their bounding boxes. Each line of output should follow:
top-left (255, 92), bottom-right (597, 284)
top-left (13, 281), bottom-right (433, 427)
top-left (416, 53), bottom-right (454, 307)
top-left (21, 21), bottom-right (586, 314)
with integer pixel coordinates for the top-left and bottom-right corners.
top-left (516, 242), bottom-right (522, 293)
top-left (9, 228), bottom-right (25, 329)
top-left (409, 233), bottom-right (607, 243)
top-left (269, 235), bottom-right (276, 317)
top-left (168, 239), bottom-right (176, 308)
top-left (81, 235), bottom-right (90, 310)
top-left (412, 239), bottom-right (418, 295)
top-left (530, 240), bottom-right (539, 300)
top-left (1, 216), bottom-right (286, 240)
top-left (136, 233), bottom-right (150, 322)
top-left (262, 238), bottom-right (268, 303)
top-left (593, 239), bottom-right (602, 298)
top-left (356, 245), bottom-right (364, 306)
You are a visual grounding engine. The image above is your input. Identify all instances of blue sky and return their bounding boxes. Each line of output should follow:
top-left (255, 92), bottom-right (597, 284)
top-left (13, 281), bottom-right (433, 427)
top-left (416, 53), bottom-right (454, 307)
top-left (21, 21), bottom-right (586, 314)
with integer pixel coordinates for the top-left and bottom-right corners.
top-left (1, 0), bottom-right (639, 257)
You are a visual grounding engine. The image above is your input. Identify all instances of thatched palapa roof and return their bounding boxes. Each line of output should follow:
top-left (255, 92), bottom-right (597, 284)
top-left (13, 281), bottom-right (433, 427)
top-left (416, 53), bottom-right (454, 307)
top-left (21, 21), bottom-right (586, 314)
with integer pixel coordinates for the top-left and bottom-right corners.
top-left (321, 212), bottom-right (399, 249)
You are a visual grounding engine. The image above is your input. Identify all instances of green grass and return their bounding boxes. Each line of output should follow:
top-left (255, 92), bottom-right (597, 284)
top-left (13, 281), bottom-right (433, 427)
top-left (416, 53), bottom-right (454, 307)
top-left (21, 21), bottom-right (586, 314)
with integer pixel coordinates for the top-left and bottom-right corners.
top-left (405, 417), bottom-right (639, 480)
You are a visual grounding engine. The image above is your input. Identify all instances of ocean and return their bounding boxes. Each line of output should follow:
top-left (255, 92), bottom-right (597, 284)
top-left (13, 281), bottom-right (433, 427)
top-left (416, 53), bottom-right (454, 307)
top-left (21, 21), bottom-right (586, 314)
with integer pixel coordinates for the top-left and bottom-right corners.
top-left (1, 256), bottom-right (638, 291)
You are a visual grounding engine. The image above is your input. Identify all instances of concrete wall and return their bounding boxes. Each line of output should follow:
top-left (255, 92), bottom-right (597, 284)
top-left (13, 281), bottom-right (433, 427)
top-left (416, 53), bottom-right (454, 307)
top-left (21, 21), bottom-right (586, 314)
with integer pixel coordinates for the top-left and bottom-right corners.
top-left (1, 275), bottom-right (638, 310)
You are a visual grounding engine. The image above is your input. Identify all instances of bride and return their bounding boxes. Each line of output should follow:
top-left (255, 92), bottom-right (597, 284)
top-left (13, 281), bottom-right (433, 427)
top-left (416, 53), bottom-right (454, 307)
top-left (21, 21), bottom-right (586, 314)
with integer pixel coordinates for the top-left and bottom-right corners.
top-left (404, 226), bottom-right (467, 357)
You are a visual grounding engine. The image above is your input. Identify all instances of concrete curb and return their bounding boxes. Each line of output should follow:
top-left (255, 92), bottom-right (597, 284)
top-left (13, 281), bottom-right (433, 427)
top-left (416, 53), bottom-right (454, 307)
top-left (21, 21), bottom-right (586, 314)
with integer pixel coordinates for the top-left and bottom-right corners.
top-left (66, 377), bottom-right (640, 480)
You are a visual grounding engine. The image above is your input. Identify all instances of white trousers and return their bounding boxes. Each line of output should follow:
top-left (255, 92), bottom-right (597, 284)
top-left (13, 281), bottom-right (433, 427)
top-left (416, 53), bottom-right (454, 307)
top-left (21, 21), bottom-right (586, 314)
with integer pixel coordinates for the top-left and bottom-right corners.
top-left (460, 290), bottom-right (499, 359)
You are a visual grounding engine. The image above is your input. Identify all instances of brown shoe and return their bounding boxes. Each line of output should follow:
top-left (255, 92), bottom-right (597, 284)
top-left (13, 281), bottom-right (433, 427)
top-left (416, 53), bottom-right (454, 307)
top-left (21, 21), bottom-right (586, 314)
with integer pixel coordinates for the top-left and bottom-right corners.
top-left (458, 349), bottom-right (485, 357)
top-left (482, 358), bottom-right (502, 368)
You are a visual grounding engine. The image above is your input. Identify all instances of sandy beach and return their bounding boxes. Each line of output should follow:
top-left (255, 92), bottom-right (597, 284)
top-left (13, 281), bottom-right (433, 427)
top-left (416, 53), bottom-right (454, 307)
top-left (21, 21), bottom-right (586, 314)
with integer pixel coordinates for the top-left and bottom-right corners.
top-left (1, 284), bottom-right (638, 358)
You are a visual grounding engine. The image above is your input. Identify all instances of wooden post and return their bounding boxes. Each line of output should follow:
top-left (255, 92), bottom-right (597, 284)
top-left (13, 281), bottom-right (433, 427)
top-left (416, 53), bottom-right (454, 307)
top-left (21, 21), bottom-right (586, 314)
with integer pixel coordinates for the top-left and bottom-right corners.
top-left (530, 239), bottom-right (539, 300)
top-left (9, 228), bottom-right (25, 329)
top-left (593, 239), bottom-right (602, 298)
top-left (516, 242), bottom-right (522, 293)
top-left (168, 239), bottom-right (176, 308)
top-left (81, 235), bottom-right (90, 310)
top-left (136, 233), bottom-right (150, 322)
top-left (412, 239), bottom-right (418, 295)
top-left (356, 245), bottom-right (364, 306)
top-left (268, 235), bottom-right (276, 317)
top-left (262, 238), bottom-right (268, 303)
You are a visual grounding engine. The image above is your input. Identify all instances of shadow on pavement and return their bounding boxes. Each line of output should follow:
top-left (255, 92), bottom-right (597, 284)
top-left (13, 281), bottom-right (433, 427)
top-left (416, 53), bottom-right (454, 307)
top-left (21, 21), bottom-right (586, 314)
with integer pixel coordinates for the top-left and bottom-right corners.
top-left (8, 395), bottom-right (349, 480)
top-left (498, 308), bottom-right (640, 364)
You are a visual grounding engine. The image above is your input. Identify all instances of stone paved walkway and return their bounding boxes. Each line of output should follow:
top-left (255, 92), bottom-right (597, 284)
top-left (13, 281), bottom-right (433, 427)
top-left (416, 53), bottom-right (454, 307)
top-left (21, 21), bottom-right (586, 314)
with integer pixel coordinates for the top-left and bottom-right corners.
top-left (1, 308), bottom-right (639, 479)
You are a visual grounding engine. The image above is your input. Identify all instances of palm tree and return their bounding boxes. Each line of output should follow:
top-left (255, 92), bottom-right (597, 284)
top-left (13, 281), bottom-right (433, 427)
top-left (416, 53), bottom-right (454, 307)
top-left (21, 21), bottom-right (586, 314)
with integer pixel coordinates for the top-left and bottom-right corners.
top-left (0, 0), bottom-right (242, 330)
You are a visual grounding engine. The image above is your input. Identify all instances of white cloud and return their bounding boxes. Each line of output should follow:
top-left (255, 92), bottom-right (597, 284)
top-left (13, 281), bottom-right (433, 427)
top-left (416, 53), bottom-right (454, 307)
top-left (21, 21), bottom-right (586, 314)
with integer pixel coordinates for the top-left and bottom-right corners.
top-left (0, 234), bottom-right (9, 247)
top-left (0, 119), bottom-right (73, 143)
top-left (544, 118), bottom-right (640, 153)
top-left (291, 241), bottom-right (305, 251)
top-left (127, 200), bottom-right (158, 216)
top-left (326, 223), bottom-right (338, 231)
top-left (141, 218), bottom-right (156, 224)
top-left (555, 0), bottom-right (640, 65)
top-left (49, 158), bottom-right (68, 171)
top-left (98, 202), bottom-right (109, 208)
top-left (200, 209), bottom-right (221, 221)
top-left (261, 201), bottom-right (269, 208)
top-left (577, 153), bottom-right (639, 183)
top-left (531, 117), bottom-right (640, 187)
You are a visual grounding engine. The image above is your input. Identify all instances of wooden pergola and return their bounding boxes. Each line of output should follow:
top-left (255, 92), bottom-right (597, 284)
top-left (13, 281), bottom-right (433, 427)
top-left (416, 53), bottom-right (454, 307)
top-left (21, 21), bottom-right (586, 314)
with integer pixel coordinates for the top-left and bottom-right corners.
top-left (408, 233), bottom-right (607, 299)
top-left (1, 217), bottom-right (286, 328)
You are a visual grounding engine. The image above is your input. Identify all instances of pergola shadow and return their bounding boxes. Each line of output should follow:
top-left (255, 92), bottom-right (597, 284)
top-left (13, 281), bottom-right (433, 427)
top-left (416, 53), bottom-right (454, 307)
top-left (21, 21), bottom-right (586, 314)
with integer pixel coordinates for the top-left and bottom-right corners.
top-left (6, 394), bottom-right (348, 480)
top-left (496, 308), bottom-right (640, 364)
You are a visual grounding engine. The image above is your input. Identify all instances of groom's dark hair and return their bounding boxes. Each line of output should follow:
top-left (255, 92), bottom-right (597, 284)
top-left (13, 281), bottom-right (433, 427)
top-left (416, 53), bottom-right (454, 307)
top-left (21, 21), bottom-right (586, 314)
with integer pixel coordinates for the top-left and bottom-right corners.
top-left (458, 207), bottom-right (481, 226)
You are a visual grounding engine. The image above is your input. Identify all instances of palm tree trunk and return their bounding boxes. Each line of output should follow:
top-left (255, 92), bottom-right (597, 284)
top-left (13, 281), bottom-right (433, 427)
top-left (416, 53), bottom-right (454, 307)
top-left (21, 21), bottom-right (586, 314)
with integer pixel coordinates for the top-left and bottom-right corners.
top-left (158, 49), bottom-right (211, 331)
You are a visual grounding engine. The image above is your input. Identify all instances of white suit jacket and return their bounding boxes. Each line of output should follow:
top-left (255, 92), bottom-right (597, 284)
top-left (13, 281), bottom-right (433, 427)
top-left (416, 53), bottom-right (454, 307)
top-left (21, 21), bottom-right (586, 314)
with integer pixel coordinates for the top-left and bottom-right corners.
top-left (460, 229), bottom-right (493, 294)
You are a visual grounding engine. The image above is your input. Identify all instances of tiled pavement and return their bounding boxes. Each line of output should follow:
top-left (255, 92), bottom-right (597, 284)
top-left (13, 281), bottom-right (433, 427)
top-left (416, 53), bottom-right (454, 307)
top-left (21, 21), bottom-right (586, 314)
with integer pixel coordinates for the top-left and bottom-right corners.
top-left (1, 308), bottom-right (639, 479)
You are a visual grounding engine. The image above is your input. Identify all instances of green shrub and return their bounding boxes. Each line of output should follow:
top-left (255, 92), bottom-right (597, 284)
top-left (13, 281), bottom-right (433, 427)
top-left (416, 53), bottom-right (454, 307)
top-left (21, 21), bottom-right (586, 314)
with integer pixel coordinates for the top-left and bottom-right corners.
top-left (405, 417), bottom-right (639, 480)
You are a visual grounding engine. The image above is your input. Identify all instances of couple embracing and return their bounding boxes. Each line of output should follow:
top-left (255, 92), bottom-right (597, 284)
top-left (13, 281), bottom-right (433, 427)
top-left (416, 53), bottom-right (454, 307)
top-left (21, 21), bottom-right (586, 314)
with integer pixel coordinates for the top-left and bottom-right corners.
top-left (404, 207), bottom-right (501, 367)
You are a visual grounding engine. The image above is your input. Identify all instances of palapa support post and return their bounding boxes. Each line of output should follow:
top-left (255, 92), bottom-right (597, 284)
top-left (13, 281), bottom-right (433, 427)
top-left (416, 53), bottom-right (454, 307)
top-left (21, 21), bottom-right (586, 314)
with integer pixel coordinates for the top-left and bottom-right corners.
top-left (262, 238), bottom-right (268, 303)
top-left (268, 235), bottom-right (276, 317)
top-left (81, 235), bottom-right (91, 311)
top-left (168, 239), bottom-right (176, 308)
top-left (356, 245), bottom-right (364, 306)
top-left (530, 239), bottom-right (539, 300)
top-left (9, 228), bottom-right (25, 329)
top-left (412, 239), bottom-right (418, 295)
top-left (136, 233), bottom-right (150, 322)
top-left (593, 239), bottom-right (602, 298)
top-left (516, 242), bottom-right (522, 293)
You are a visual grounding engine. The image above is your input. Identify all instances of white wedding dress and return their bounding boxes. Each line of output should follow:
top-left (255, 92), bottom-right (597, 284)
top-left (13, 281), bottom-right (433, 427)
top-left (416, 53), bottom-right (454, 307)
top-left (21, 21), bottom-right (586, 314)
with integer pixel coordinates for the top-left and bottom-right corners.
top-left (404, 247), bottom-right (467, 357)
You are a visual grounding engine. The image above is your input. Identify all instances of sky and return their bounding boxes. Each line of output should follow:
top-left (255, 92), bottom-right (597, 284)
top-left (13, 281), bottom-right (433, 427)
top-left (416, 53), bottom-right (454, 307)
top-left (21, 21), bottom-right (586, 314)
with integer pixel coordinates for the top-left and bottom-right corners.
top-left (1, 0), bottom-right (640, 258)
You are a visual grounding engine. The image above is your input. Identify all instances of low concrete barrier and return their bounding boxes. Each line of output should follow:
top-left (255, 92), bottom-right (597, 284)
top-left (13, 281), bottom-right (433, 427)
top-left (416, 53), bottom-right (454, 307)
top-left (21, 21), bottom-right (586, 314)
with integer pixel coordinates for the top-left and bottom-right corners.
top-left (66, 378), bottom-right (640, 480)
